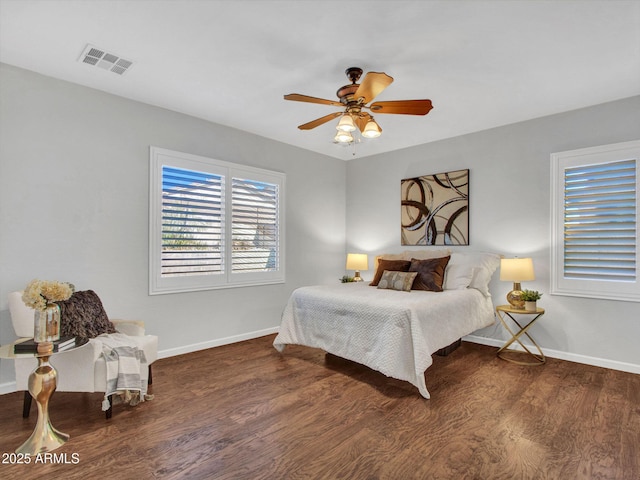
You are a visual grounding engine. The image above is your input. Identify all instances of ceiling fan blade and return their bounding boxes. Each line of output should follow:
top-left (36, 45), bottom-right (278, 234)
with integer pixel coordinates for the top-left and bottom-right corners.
top-left (284, 93), bottom-right (343, 107)
top-left (297, 112), bottom-right (342, 130)
top-left (368, 99), bottom-right (433, 115)
top-left (354, 72), bottom-right (393, 104)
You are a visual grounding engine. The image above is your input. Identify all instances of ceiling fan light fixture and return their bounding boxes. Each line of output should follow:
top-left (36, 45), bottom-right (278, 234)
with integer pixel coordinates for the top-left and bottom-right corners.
top-left (362, 119), bottom-right (382, 138)
top-left (334, 130), bottom-right (354, 143)
top-left (336, 114), bottom-right (356, 132)
top-left (284, 67), bottom-right (433, 151)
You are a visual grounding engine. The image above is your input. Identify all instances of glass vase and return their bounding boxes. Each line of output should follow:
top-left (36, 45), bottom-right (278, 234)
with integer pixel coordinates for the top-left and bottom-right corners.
top-left (34, 303), bottom-right (61, 343)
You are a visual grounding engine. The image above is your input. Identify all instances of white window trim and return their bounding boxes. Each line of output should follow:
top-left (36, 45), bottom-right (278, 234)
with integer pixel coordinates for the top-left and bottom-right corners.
top-left (550, 140), bottom-right (640, 302)
top-left (149, 146), bottom-right (285, 295)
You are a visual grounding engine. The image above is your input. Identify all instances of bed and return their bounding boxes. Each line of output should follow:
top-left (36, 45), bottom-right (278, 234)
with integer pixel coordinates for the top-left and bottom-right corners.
top-left (273, 251), bottom-right (500, 398)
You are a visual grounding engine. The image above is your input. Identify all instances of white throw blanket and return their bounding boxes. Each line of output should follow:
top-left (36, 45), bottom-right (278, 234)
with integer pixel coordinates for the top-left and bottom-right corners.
top-left (99, 332), bottom-right (149, 411)
top-left (274, 283), bottom-right (495, 398)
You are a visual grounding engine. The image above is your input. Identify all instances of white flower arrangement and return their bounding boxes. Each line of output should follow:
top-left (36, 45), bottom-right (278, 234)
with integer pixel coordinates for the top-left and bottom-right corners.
top-left (22, 279), bottom-right (74, 311)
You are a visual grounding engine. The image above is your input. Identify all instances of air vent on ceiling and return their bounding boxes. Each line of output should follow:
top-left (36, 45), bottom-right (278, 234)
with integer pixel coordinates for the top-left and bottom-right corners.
top-left (78, 44), bottom-right (133, 75)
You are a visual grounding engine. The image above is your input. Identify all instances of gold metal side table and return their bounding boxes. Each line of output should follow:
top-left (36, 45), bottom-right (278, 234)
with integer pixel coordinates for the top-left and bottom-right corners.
top-left (495, 305), bottom-right (546, 366)
top-left (0, 338), bottom-right (88, 454)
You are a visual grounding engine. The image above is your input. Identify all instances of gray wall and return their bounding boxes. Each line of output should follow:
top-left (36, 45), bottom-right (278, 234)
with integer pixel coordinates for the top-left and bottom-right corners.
top-left (1, 62), bottom-right (638, 389)
top-left (346, 95), bottom-right (640, 369)
top-left (0, 63), bottom-right (346, 387)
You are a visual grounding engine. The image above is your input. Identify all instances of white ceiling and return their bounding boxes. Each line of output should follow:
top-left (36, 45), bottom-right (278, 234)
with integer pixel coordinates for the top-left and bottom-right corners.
top-left (1, 0), bottom-right (639, 160)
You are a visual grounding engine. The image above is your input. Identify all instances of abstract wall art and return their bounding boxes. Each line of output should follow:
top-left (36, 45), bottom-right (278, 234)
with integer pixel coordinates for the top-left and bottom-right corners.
top-left (401, 169), bottom-right (469, 245)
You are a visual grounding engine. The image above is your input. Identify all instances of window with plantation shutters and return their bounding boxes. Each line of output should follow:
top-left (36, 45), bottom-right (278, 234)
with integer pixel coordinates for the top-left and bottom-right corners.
top-left (231, 177), bottom-right (279, 274)
top-left (161, 166), bottom-right (225, 277)
top-left (563, 159), bottom-right (636, 281)
top-left (551, 140), bottom-right (640, 302)
top-left (150, 147), bottom-right (285, 294)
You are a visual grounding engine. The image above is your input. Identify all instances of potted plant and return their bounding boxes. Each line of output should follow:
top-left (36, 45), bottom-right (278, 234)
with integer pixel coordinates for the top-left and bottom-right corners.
top-left (521, 289), bottom-right (542, 311)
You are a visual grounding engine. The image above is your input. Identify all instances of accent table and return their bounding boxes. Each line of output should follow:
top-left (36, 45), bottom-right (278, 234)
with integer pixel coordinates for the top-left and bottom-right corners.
top-left (0, 337), bottom-right (88, 454)
top-left (495, 305), bottom-right (546, 366)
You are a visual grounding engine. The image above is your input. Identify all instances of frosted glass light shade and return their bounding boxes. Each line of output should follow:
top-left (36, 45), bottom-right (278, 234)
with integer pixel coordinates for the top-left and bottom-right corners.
top-left (334, 130), bottom-right (353, 143)
top-left (362, 119), bottom-right (381, 138)
top-left (336, 114), bottom-right (356, 132)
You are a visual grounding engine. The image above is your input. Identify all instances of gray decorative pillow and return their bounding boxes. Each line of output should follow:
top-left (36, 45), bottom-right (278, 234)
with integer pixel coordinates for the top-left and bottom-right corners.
top-left (377, 270), bottom-right (418, 292)
top-left (58, 290), bottom-right (116, 340)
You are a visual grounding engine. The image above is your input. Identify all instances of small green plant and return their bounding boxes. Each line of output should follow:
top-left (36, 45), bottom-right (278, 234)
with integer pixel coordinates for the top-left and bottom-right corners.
top-left (521, 289), bottom-right (542, 301)
top-left (340, 275), bottom-right (355, 283)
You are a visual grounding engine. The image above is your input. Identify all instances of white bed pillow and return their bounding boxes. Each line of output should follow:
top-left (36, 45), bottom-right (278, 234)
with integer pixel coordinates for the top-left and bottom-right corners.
top-left (443, 264), bottom-right (475, 290)
top-left (445, 252), bottom-right (501, 296)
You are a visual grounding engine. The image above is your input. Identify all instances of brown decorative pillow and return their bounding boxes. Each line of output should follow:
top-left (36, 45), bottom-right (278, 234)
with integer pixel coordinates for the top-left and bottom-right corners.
top-left (377, 271), bottom-right (418, 292)
top-left (58, 290), bottom-right (116, 340)
top-left (408, 256), bottom-right (451, 291)
top-left (370, 259), bottom-right (412, 286)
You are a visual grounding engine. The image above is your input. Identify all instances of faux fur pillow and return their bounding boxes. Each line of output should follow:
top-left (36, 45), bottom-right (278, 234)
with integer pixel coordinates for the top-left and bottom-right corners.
top-left (408, 256), bottom-right (451, 291)
top-left (377, 271), bottom-right (418, 292)
top-left (370, 259), bottom-right (412, 286)
top-left (59, 290), bottom-right (116, 339)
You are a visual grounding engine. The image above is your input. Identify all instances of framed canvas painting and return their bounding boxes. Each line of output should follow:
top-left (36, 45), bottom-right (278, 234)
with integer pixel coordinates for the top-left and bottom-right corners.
top-left (401, 169), bottom-right (469, 245)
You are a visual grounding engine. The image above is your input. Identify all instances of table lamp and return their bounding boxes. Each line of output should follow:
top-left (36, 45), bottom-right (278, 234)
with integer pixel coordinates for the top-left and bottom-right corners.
top-left (346, 253), bottom-right (369, 282)
top-left (500, 257), bottom-right (535, 309)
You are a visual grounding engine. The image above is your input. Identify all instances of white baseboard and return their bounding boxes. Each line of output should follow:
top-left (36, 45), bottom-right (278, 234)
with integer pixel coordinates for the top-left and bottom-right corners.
top-left (464, 335), bottom-right (640, 375)
top-left (0, 327), bottom-right (280, 395)
top-left (157, 326), bottom-right (279, 359)
top-left (0, 381), bottom-right (16, 395)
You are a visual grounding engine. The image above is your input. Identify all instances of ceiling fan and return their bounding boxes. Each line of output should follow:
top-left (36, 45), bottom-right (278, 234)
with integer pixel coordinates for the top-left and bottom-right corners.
top-left (284, 67), bottom-right (433, 144)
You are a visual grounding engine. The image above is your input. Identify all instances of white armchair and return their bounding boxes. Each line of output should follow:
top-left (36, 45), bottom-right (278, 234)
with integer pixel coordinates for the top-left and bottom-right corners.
top-left (8, 291), bottom-right (158, 419)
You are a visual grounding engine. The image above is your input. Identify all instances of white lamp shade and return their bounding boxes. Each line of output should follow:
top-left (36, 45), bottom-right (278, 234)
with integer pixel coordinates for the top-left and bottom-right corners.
top-left (362, 119), bottom-right (381, 138)
top-left (500, 258), bottom-right (535, 281)
top-left (334, 130), bottom-right (353, 143)
top-left (336, 115), bottom-right (356, 132)
top-left (346, 253), bottom-right (369, 271)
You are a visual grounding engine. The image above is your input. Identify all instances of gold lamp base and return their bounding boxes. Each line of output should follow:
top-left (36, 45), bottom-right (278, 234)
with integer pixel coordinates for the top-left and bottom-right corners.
top-left (506, 282), bottom-right (525, 310)
top-left (16, 357), bottom-right (69, 454)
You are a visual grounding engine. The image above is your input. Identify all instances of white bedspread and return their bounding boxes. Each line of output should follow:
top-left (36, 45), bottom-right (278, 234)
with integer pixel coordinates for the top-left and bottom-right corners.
top-left (273, 283), bottom-right (495, 398)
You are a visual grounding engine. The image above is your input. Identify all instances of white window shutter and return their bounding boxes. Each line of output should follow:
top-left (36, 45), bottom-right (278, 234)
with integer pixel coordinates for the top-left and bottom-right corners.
top-left (563, 159), bottom-right (636, 282)
top-left (150, 147), bottom-right (285, 294)
top-left (551, 140), bottom-right (640, 302)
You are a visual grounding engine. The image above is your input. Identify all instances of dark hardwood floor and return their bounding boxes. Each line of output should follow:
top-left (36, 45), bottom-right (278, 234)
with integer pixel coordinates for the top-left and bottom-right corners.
top-left (0, 334), bottom-right (638, 479)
